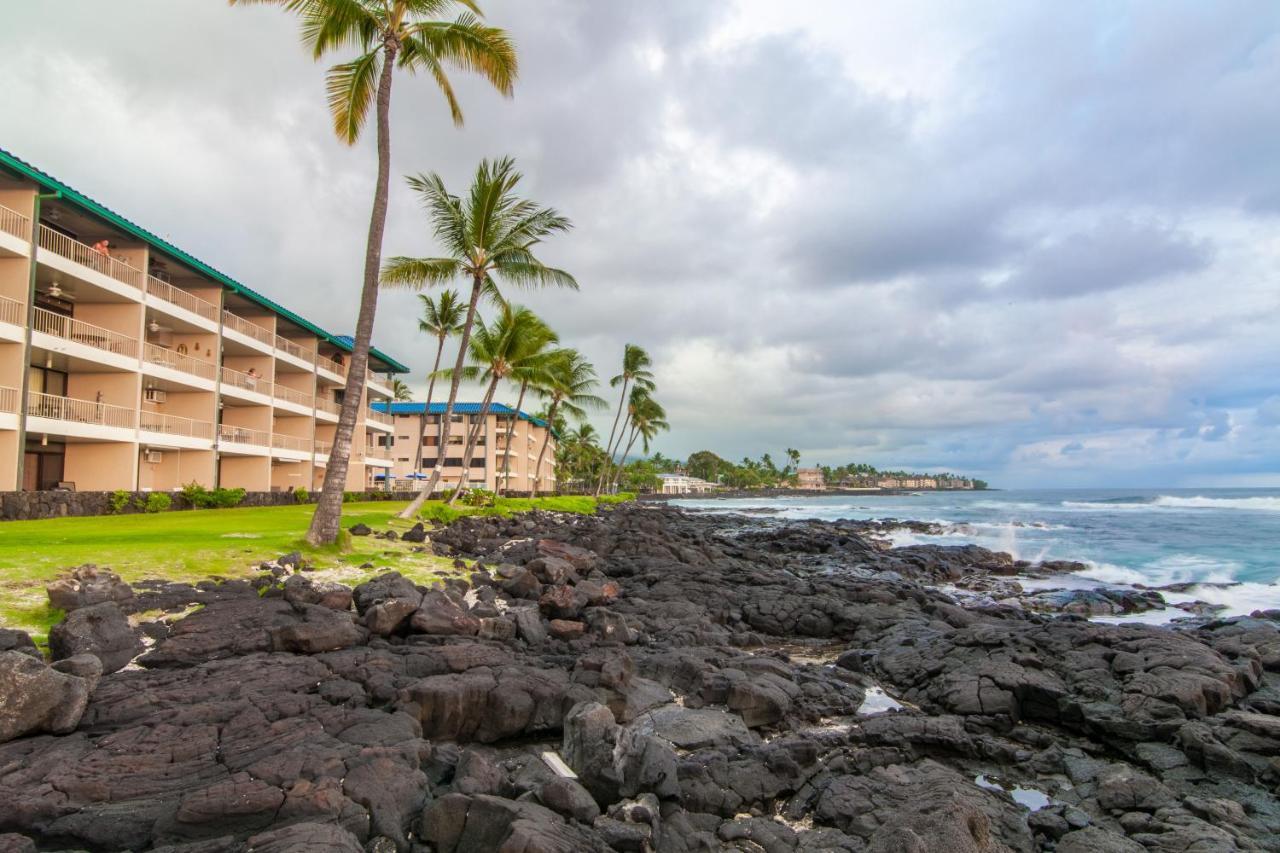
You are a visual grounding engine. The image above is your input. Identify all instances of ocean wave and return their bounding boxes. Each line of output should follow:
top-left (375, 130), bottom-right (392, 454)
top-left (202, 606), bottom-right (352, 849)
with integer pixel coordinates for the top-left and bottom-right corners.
top-left (1076, 553), bottom-right (1243, 587)
top-left (1151, 495), bottom-right (1280, 512)
top-left (1060, 494), bottom-right (1280, 513)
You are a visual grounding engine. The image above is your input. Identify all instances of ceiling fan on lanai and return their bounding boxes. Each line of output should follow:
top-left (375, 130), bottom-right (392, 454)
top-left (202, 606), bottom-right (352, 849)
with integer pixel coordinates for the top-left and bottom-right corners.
top-left (42, 278), bottom-right (75, 301)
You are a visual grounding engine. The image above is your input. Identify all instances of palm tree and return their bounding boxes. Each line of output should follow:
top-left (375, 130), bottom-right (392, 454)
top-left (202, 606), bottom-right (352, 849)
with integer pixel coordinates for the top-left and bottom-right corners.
top-left (597, 344), bottom-right (654, 495)
top-left (495, 323), bottom-right (561, 497)
top-left (431, 305), bottom-right (557, 504)
top-left (390, 378), bottom-right (414, 401)
top-left (382, 157), bottom-right (577, 518)
top-left (531, 350), bottom-right (604, 494)
top-left (412, 289), bottom-right (465, 476)
top-left (610, 390), bottom-right (667, 491)
top-left (234, 0), bottom-right (518, 545)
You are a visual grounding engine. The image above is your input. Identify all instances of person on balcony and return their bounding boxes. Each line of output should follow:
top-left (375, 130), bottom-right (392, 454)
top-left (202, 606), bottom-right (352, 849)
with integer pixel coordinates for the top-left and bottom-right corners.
top-left (91, 239), bottom-right (111, 257)
top-left (246, 367), bottom-right (259, 389)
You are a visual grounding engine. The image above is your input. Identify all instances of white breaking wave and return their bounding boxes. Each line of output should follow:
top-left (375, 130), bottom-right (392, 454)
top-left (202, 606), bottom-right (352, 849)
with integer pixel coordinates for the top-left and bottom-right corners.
top-left (1060, 495), bottom-right (1280, 513)
top-left (1151, 495), bottom-right (1280, 512)
top-left (1077, 553), bottom-right (1243, 587)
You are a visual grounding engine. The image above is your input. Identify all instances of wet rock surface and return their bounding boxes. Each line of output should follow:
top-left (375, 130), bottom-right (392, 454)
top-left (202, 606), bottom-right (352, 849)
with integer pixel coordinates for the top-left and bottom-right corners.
top-left (1, 504), bottom-right (1278, 851)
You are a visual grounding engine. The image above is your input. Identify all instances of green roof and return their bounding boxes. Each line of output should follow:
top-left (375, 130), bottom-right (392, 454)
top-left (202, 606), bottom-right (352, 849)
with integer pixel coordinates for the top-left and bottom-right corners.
top-left (0, 146), bottom-right (409, 373)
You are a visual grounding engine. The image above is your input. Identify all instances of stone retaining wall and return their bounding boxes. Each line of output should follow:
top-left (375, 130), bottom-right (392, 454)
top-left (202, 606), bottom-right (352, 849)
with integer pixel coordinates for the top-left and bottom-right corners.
top-left (0, 490), bottom-right (420, 521)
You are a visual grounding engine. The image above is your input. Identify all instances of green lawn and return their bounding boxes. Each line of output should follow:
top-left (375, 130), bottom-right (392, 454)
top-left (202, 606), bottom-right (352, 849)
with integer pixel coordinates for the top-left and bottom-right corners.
top-left (0, 494), bottom-right (625, 646)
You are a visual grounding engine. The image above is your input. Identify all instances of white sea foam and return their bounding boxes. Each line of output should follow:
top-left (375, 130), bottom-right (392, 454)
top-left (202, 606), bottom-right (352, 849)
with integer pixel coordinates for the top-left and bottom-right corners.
top-left (1060, 495), bottom-right (1280, 513)
top-left (1151, 495), bottom-right (1280, 512)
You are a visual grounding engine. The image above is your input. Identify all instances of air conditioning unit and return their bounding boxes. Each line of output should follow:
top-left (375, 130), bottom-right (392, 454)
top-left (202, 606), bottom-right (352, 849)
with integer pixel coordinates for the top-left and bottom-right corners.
top-left (143, 449), bottom-right (164, 464)
top-left (144, 388), bottom-right (168, 403)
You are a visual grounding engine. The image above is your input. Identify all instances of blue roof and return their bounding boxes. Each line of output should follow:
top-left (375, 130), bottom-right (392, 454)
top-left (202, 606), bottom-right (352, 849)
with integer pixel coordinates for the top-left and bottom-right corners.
top-left (372, 400), bottom-right (554, 432)
top-left (0, 146), bottom-right (408, 373)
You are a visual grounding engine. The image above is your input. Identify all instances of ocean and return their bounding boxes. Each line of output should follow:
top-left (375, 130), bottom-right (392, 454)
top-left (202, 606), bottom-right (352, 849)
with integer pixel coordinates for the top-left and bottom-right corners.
top-left (670, 488), bottom-right (1280, 623)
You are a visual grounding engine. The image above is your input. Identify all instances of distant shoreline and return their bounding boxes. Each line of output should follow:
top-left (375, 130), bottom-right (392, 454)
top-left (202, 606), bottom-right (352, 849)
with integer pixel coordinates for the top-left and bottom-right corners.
top-left (640, 487), bottom-right (988, 501)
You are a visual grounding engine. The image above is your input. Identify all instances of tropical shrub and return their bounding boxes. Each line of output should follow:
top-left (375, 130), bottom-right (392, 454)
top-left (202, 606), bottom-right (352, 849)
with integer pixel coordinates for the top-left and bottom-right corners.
top-left (293, 487), bottom-right (310, 504)
top-left (143, 492), bottom-right (171, 513)
top-left (108, 489), bottom-right (132, 514)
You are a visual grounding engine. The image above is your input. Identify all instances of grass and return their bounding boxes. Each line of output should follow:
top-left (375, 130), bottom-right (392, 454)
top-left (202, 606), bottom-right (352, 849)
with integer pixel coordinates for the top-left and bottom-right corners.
top-left (0, 494), bottom-right (628, 646)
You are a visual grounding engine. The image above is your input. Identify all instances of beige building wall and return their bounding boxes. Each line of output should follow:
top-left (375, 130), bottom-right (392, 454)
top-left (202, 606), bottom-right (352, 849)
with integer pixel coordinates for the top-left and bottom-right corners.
top-left (384, 409), bottom-right (557, 493)
top-left (0, 153), bottom-right (404, 495)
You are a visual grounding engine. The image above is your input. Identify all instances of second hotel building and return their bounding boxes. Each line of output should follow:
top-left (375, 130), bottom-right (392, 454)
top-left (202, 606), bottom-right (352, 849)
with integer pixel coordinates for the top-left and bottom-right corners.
top-left (0, 148), bottom-right (406, 493)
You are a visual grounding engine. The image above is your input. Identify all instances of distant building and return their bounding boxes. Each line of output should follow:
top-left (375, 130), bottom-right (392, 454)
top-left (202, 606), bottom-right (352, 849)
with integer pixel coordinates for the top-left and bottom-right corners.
top-left (373, 402), bottom-right (557, 493)
top-left (796, 467), bottom-right (825, 490)
top-left (658, 473), bottom-right (717, 495)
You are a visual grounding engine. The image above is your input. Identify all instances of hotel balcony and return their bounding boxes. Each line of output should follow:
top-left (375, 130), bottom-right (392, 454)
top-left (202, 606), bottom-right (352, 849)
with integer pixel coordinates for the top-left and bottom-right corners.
top-left (0, 294), bottom-right (23, 343)
top-left (274, 333), bottom-right (315, 371)
top-left (316, 354), bottom-right (347, 384)
top-left (314, 439), bottom-right (331, 462)
top-left (26, 391), bottom-right (136, 442)
top-left (221, 310), bottom-right (275, 354)
top-left (219, 366), bottom-right (271, 406)
top-left (38, 225), bottom-right (143, 301)
top-left (314, 397), bottom-right (339, 423)
top-left (139, 411), bottom-right (215, 450)
top-left (272, 384), bottom-right (314, 416)
top-left (365, 369), bottom-right (393, 400)
top-left (32, 307), bottom-right (139, 371)
top-left (365, 407), bottom-right (393, 432)
top-left (0, 386), bottom-right (18, 431)
top-left (142, 343), bottom-right (217, 391)
top-left (217, 423), bottom-right (270, 455)
top-left (0, 203), bottom-right (31, 256)
top-left (270, 432), bottom-right (312, 461)
top-left (145, 275), bottom-right (219, 333)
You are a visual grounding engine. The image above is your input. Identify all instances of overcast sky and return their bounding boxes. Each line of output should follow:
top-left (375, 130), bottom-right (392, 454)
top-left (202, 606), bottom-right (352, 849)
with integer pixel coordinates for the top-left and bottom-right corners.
top-left (3, 1), bottom-right (1279, 487)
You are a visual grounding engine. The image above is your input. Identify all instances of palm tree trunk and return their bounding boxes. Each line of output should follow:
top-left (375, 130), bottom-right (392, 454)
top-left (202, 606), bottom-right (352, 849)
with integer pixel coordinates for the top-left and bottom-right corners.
top-left (596, 377), bottom-right (629, 496)
top-left (612, 423), bottom-right (640, 491)
top-left (306, 41), bottom-right (397, 545)
top-left (397, 274), bottom-right (483, 519)
top-left (499, 380), bottom-right (527, 497)
top-left (412, 335), bottom-right (446, 478)
top-left (447, 376), bottom-right (498, 506)
top-left (531, 398), bottom-right (559, 495)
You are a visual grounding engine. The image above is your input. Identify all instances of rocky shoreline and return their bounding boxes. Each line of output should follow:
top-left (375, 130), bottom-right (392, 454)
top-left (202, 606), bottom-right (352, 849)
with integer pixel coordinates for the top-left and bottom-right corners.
top-left (1, 504), bottom-right (1278, 852)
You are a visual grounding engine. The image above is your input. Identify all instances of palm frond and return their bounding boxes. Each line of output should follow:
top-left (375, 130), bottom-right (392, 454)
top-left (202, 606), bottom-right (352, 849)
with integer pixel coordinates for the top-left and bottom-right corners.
top-left (405, 13), bottom-right (517, 97)
top-left (325, 49), bottom-right (382, 144)
top-left (398, 35), bottom-right (464, 124)
top-left (381, 256), bottom-right (462, 288)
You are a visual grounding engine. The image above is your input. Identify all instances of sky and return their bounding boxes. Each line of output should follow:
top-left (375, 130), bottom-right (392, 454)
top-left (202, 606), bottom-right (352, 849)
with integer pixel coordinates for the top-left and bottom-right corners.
top-left (2, 1), bottom-right (1279, 488)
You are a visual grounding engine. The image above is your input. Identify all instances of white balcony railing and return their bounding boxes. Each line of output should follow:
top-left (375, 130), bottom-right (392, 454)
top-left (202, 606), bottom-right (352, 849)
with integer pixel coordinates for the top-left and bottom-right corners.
top-left (220, 366), bottom-right (271, 396)
top-left (275, 335), bottom-right (315, 362)
top-left (218, 424), bottom-right (269, 446)
top-left (33, 306), bottom-right (139, 359)
top-left (0, 294), bottom-right (22, 326)
top-left (315, 440), bottom-right (332, 456)
top-left (315, 398), bottom-right (340, 417)
top-left (144, 343), bottom-right (217, 381)
top-left (317, 354), bottom-right (347, 377)
top-left (273, 384), bottom-right (314, 408)
top-left (0, 386), bottom-right (18, 413)
top-left (27, 391), bottom-right (136, 430)
top-left (146, 275), bottom-right (219, 323)
top-left (38, 225), bottom-right (143, 289)
top-left (139, 411), bottom-right (214, 440)
top-left (367, 408), bottom-right (393, 426)
top-left (0, 204), bottom-right (31, 242)
top-left (271, 433), bottom-right (312, 453)
top-left (221, 311), bottom-right (275, 348)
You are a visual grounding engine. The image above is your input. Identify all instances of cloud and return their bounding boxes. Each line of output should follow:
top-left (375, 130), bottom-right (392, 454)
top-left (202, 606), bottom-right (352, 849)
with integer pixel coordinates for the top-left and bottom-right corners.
top-left (1, 1), bottom-right (1278, 486)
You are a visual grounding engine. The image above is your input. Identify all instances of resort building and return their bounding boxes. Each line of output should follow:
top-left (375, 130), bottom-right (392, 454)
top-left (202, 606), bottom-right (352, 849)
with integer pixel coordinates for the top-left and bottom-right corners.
top-left (373, 402), bottom-right (557, 493)
top-left (658, 473), bottom-right (717, 495)
top-left (0, 148), bottom-right (406, 493)
top-left (795, 467), bottom-right (826, 490)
